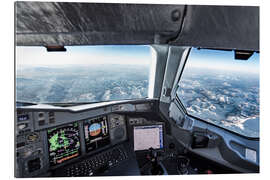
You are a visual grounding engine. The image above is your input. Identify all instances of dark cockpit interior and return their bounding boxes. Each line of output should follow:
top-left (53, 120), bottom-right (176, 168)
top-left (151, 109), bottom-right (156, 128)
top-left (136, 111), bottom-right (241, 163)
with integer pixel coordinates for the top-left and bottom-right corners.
top-left (15, 1), bottom-right (259, 177)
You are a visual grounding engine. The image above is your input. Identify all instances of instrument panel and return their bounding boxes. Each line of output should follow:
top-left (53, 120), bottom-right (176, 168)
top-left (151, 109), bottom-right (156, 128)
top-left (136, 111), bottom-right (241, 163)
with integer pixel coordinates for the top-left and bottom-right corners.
top-left (15, 99), bottom-right (256, 176)
top-left (15, 101), bottom-right (156, 177)
top-left (16, 113), bottom-right (127, 177)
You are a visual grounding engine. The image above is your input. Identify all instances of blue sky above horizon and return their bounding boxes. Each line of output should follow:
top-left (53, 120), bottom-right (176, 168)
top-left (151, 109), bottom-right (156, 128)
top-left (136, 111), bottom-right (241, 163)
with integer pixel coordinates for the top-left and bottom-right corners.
top-left (17, 45), bottom-right (260, 75)
top-left (16, 45), bottom-right (152, 66)
top-left (187, 48), bottom-right (260, 74)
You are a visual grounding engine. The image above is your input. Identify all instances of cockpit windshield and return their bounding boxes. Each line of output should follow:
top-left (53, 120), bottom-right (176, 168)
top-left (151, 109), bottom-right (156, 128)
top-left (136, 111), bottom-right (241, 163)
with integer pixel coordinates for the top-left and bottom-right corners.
top-left (177, 48), bottom-right (259, 138)
top-left (16, 45), bottom-right (156, 104)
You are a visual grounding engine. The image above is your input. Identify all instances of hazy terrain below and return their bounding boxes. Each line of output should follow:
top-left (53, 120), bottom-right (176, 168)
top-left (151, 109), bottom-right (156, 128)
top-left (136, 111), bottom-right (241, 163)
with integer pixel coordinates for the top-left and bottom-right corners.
top-left (177, 68), bottom-right (259, 137)
top-left (16, 63), bottom-right (259, 137)
top-left (16, 64), bottom-right (149, 103)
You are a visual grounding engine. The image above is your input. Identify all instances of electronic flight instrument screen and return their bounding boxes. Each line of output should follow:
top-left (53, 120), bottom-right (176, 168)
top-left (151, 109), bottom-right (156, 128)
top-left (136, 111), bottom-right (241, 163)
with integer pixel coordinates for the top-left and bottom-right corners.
top-left (133, 124), bottom-right (164, 151)
top-left (47, 122), bottom-right (81, 166)
top-left (84, 116), bottom-right (110, 153)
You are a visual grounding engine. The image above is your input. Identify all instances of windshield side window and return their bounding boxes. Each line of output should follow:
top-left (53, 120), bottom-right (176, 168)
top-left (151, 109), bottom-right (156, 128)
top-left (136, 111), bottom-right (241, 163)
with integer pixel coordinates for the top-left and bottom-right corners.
top-left (16, 45), bottom-right (155, 104)
top-left (176, 48), bottom-right (259, 137)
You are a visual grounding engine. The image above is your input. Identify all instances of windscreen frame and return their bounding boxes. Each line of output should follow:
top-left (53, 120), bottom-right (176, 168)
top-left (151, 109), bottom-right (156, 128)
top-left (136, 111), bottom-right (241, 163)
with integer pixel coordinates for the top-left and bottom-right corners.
top-left (16, 45), bottom-right (155, 104)
top-left (174, 47), bottom-right (260, 139)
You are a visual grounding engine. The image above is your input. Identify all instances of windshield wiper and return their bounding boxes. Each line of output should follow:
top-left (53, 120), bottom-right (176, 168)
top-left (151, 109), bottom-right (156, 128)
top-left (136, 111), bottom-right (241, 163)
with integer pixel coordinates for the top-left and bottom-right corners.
top-left (45, 97), bottom-right (149, 107)
top-left (16, 97), bottom-right (149, 107)
top-left (16, 101), bottom-right (37, 107)
top-left (16, 101), bottom-right (98, 107)
top-left (45, 101), bottom-right (100, 107)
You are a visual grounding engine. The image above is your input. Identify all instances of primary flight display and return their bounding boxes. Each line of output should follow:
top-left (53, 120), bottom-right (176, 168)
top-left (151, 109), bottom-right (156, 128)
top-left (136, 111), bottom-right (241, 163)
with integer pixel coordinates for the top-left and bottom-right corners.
top-left (84, 116), bottom-right (110, 153)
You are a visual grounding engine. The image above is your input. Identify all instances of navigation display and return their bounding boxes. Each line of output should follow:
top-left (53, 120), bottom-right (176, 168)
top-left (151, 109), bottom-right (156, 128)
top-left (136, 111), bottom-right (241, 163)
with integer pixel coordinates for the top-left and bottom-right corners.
top-left (47, 122), bottom-right (81, 166)
top-left (84, 116), bottom-right (110, 153)
top-left (133, 124), bottom-right (163, 151)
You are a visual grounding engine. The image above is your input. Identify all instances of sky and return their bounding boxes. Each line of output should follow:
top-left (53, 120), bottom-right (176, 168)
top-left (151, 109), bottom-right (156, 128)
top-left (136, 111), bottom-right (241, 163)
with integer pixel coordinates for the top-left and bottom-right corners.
top-left (17, 45), bottom-right (260, 74)
top-left (187, 48), bottom-right (260, 74)
top-left (16, 45), bottom-right (153, 66)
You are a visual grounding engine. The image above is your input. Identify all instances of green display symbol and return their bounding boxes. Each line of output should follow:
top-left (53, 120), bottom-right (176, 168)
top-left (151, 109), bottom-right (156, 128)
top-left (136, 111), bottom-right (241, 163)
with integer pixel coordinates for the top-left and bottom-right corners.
top-left (49, 130), bottom-right (70, 151)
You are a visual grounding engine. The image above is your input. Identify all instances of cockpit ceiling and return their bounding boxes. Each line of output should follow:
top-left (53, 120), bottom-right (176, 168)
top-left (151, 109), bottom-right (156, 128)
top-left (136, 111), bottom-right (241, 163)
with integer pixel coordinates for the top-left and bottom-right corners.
top-left (15, 2), bottom-right (259, 51)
